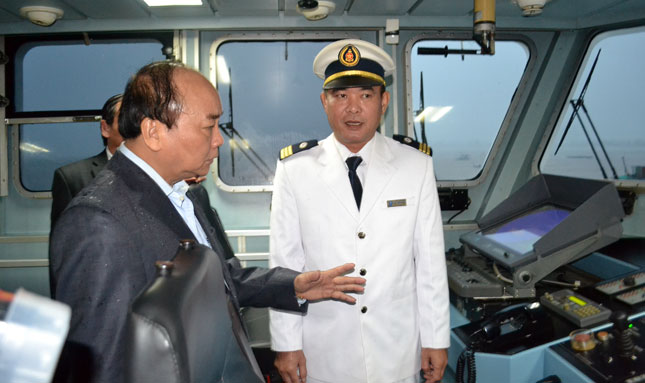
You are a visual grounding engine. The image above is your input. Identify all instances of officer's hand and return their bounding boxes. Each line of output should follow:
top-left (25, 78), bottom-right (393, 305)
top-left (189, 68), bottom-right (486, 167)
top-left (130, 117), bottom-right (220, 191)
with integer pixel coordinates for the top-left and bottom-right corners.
top-left (275, 350), bottom-right (307, 383)
top-left (421, 347), bottom-right (448, 383)
top-left (294, 263), bottom-right (365, 303)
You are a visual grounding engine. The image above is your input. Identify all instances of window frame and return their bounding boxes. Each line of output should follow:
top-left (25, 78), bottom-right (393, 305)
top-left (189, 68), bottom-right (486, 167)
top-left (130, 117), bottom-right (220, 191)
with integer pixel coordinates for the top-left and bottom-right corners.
top-left (6, 32), bottom-right (174, 199)
top-left (534, 25), bottom-right (645, 189)
top-left (207, 31), bottom-right (375, 193)
top-left (4, 32), bottom-right (173, 119)
top-left (404, 32), bottom-right (535, 188)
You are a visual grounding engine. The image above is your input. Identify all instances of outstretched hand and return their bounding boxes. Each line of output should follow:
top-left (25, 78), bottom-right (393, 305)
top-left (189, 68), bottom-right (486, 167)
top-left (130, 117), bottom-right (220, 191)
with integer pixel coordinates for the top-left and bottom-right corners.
top-left (294, 263), bottom-right (365, 304)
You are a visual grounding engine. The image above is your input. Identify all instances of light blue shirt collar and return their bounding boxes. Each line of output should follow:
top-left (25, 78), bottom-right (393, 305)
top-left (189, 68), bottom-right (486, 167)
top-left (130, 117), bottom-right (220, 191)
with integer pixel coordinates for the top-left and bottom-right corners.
top-left (118, 142), bottom-right (210, 247)
top-left (106, 147), bottom-right (114, 161)
top-left (119, 142), bottom-right (174, 196)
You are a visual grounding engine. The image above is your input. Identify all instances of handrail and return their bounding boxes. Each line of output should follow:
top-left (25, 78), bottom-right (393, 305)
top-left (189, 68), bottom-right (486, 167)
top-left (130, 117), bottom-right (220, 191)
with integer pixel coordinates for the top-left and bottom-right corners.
top-left (0, 225), bottom-right (475, 268)
top-left (0, 230), bottom-right (272, 268)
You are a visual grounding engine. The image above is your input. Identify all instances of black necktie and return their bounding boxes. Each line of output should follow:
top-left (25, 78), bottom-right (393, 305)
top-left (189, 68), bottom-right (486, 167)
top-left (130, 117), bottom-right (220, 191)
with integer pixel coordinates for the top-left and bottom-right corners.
top-left (346, 156), bottom-right (363, 210)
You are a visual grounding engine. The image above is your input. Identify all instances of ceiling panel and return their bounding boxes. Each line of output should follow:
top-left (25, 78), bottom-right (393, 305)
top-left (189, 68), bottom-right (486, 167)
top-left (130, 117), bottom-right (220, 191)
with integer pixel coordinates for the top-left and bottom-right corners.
top-left (0, 7), bottom-right (22, 23)
top-left (146, 3), bottom-right (215, 18)
top-left (66, 0), bottom-right (150, 19)
top-left (1, 0), bottom-right (86, 21)
top-left (496, 1), bottom-right (527, 18)
top-left (210, 0), bottom-right (279, 17)
top-left (0, 0), bottom-right (642, 33)
top-left (349, 0), bottom-right (420, 16)
top-left (409, 0), bottom-right (472, 17)
top-left (408, 0), bottom-right (645, 27)
top-left (538, 0), bottom-right (636, 19)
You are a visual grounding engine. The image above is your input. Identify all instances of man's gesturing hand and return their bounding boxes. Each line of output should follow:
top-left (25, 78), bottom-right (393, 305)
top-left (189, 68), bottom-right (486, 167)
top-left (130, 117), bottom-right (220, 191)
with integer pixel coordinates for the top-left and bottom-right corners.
top-left (294, 263), bottom-right (365, 303)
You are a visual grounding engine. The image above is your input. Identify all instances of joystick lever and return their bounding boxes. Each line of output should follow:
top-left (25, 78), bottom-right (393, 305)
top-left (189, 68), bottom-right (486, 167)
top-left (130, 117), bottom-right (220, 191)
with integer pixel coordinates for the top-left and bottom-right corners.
top-left (611, 311), bottom-right (635, 357)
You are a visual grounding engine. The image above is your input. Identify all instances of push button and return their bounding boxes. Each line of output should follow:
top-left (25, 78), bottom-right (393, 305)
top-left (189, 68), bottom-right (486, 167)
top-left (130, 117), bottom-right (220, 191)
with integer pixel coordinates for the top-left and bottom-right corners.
top-left (358, 232), bottom-right (366, 239)
top-left (597, 331), bottom-right (609, 342)
top-left (361, 306), bottom-right (368, 313)
top-left (359, 268), bottom-right (367, 276)
top-left (155, 261), bottom-right (174, 277)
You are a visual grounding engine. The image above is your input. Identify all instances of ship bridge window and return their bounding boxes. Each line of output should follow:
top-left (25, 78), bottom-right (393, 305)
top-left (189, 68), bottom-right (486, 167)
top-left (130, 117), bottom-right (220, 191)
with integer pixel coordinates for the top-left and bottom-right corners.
top-left (540, 26), bottom-right (645, 181)
top-left (6, 34), bottom-right (169, 193)
top-left (211, 40), bottom-right (333, 190)
top-left (409, 39), bottom-right (529, 181)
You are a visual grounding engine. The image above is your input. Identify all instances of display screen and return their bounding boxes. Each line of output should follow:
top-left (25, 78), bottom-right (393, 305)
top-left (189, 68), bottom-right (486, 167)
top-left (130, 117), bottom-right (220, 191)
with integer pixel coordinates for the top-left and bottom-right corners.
top-left (481, 206), bottom-right (571, 254)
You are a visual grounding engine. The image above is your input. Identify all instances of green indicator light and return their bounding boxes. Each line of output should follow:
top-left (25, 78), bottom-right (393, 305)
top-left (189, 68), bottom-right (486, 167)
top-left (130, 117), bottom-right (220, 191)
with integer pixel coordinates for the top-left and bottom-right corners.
top-left (629, 323), bottom-right (633, 329)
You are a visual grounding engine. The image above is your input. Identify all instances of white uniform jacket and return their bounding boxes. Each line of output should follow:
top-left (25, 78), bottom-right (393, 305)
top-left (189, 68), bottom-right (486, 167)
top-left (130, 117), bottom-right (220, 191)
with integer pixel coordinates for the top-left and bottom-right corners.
top-left (269, 133), bottom-right (450, 383)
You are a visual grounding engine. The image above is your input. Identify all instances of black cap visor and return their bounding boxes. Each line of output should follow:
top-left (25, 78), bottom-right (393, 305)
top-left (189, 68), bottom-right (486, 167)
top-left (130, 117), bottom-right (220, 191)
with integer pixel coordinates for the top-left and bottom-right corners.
top-left (323, 75), bottom-right (384, 90)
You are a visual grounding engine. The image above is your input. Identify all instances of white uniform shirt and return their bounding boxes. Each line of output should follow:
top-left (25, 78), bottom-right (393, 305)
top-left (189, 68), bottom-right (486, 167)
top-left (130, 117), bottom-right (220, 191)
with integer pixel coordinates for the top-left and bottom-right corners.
top-left (270, 132), bottom-right (450, 383)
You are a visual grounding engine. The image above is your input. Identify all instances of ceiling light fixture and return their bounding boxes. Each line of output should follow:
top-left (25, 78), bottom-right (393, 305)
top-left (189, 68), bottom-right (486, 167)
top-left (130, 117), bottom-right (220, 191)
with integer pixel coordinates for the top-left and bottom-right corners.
top-left (513, 0), bottom-right (550, 17)
top-left (19, 6), bottom-right (64, 27)
top-left (297, 0), bottom-right (336, 21)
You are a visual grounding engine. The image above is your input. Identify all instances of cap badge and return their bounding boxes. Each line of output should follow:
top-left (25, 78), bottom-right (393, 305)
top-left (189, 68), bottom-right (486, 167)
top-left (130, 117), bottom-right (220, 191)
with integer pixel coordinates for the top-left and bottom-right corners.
top-left (339, 44), bottom-right (360, 67)
top-left (299, 142), bottom-right (308, 149)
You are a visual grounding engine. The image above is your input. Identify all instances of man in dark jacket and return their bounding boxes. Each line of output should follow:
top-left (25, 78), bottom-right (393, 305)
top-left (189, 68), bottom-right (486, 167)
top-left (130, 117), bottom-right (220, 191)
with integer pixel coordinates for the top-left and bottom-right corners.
top-left (50, 94), bottom-right (123, 230)
top-left (49, 61), bottom-right (365, 383)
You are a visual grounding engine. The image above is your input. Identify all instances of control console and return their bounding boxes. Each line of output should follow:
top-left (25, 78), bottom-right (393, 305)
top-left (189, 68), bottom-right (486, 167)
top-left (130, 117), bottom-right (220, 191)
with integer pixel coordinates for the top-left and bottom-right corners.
top-left (596, 271), bottom-right (645, 307)
top-left (551, 313), bottom-right (645, 383)
top-left (447, 252), bottom-right (503, 297)
top-left (540, 289), bottom-right (612, 327)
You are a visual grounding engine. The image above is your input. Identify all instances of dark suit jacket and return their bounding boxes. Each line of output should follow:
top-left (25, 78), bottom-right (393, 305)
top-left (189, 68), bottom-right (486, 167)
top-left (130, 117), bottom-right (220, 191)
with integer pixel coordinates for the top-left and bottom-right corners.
top-left (50, 151), bottom-right (108, 230)
top-left (188, 183), bottom-right (236, 260)
top-left (49, 152), bottom-right (302, 383)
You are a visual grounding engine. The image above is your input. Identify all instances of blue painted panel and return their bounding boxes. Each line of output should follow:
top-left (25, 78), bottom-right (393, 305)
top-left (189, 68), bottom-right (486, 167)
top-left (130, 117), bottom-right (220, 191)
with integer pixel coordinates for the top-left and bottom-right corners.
top-left (573, 252), bottom-right (640, 280)
top-left (544, 349), bottom-right (593, 383)
top-left (0, 267), bottom-right (50, 297)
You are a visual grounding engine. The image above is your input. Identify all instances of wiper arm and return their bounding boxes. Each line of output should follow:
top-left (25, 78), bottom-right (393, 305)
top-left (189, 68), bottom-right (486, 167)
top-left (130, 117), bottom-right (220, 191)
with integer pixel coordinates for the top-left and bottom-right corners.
top-left (569, 100), bottom-right (608, 178)
top-left (554, 49), bottom-right (601, 155)
top-left (579, 102), bottom-right (618, 179)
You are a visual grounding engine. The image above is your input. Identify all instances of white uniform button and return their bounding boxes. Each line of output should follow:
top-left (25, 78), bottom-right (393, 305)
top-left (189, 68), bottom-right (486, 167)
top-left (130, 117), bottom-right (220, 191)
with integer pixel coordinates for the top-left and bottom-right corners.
top-left (358, 232), bottom-right (366, 239)
top-left (361, 306), bottom-right (368, 313)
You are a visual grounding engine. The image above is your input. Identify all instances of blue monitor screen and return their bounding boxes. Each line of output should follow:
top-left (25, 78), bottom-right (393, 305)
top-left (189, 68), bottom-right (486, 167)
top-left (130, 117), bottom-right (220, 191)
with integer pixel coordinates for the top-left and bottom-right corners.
top-left (481, 206), bottom-right (571, 254)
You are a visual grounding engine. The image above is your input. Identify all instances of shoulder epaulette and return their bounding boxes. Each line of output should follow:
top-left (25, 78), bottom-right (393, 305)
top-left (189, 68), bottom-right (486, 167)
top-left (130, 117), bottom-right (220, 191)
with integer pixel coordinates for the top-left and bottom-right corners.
top-left (279, 140), bottom-right (318, 160)
top-left (393, 134), bottom-right (432, 156)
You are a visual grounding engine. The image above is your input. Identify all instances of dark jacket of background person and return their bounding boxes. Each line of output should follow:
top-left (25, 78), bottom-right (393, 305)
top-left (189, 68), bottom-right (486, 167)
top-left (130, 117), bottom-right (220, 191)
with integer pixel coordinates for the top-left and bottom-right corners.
top-left (50, 151), bottom-right (107, 230)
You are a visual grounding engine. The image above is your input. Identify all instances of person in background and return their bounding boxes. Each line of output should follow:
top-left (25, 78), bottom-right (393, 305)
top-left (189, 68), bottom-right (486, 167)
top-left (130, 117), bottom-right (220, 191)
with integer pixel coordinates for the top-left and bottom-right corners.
top-left (269, 39), bottom-right (450, 383)
top-left (50, 94), bottom-right (123, 230)
top-left (49, 61), bottom-right (366, 383)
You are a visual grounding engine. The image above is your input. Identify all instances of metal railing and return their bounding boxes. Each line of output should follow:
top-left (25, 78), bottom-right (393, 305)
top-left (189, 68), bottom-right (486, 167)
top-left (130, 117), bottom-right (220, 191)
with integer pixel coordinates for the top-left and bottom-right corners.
top-left (0, 230), bottom-right (272, 268)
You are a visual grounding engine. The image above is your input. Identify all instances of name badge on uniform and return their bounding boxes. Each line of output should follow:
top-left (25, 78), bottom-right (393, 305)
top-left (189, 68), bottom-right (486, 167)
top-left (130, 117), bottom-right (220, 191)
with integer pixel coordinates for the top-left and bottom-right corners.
top-left (387, 199), bottom-right (407, 208)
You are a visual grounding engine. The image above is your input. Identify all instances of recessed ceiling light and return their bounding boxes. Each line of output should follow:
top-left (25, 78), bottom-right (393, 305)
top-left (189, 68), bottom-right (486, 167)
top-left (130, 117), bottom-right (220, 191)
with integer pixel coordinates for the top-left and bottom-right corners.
top-left (143, 0), bottom-right (203, 7)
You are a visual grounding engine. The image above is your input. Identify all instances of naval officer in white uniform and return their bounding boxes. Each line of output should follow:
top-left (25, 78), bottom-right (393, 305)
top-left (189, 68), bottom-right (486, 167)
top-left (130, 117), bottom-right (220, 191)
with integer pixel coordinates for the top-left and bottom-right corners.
top-left (269, 39), bottom-right (450, 383)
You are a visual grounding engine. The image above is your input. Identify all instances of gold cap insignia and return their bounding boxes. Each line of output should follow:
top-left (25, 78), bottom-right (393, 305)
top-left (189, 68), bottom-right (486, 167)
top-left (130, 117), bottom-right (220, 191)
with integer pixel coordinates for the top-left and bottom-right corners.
top-left (299, 142), bottom-right (308, 149)
top-left (339, 44), bottom-right (360, 67)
